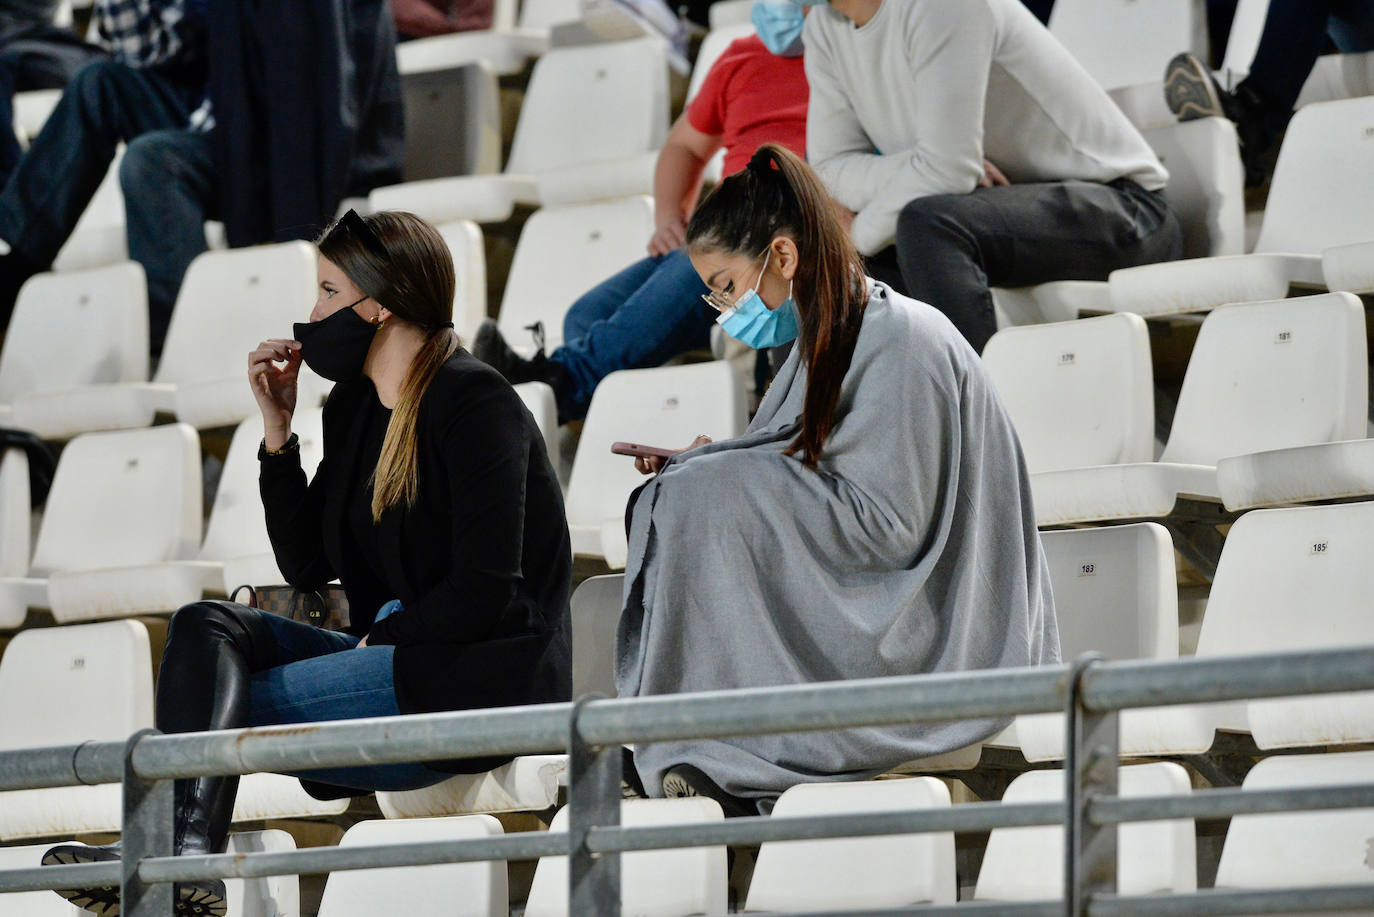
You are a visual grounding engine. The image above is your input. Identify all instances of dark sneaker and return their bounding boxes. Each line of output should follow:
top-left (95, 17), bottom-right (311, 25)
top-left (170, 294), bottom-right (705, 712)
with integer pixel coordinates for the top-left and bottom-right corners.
top-left (661, 764), bottom-right (758, 818)
top-left (471, 319), bottom-right (570, 392)
top-left (1164, 51), bottom-right (1230, 121)
top-left (42, 843), bottom-right (228, 917)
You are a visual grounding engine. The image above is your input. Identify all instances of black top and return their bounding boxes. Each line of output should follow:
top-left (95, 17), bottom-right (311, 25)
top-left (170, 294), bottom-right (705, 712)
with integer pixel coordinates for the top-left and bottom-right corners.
top-left (259, 351), bottom-right (572, 754)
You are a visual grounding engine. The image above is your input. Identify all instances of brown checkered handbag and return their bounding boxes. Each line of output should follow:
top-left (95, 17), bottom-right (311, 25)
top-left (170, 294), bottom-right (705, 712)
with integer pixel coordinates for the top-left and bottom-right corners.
top-left (229, 584), bottom-right (350, 632)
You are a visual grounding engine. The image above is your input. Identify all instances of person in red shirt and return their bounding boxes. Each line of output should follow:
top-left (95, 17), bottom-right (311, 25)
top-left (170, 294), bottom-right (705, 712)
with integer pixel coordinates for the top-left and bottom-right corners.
top-left (472, 23), bottom-right (807, 422)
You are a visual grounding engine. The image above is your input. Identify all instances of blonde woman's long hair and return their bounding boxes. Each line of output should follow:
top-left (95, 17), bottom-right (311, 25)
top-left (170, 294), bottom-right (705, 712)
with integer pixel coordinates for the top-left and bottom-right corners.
top-left (317, 210), bottom-right (459, 521)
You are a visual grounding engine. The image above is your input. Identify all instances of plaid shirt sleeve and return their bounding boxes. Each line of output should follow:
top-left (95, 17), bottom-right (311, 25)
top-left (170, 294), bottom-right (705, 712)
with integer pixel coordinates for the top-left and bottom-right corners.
top-left (93, 0), bottom-right (187, 69)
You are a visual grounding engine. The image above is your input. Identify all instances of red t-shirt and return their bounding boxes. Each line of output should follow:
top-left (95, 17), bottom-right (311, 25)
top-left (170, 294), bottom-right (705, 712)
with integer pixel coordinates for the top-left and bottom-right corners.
top-left (686, 35), bottom-right (808, 177)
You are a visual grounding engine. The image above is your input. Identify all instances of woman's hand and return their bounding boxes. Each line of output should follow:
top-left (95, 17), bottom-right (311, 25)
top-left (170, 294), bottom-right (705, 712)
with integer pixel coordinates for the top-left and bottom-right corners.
top-left (356, 634), bottom-right (369, 649)
top-left (647, 217), bottom-right (687, 257)
top-left (249, 338), bottom-right (301, 446)
top-left (978, 159), bottom-right (1010, 188)
top-left (634, 435), bottom-right (712, 475)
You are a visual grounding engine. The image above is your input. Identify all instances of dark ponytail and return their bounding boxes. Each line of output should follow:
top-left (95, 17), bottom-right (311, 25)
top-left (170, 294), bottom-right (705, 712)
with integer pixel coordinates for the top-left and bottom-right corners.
top-left (686, 144), bottom-right (867, 468)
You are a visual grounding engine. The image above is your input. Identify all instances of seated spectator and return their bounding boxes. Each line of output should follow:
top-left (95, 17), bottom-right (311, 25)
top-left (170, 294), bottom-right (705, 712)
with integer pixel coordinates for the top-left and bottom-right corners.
top-left (0, 0), bottom-right (402, 352)
top-left (471, 1), bottom-right (808, 422)
top-left (617, 145), bottom-right (1059, 815)
top-left (393, 0), bottom-right (494, 39)
top-left (0, 0), bottom-right (104, 185)
top-left (42, 211), bottom-right (572, 916)
top-left (806, 0), bottom-right (1182, 353)
top-left (1166, 0), bottom-right (1374, 186)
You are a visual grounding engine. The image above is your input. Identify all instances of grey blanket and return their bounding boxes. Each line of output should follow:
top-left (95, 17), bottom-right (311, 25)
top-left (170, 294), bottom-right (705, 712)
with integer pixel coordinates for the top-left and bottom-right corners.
top-left (616, 282), bottom-right (1059, 804)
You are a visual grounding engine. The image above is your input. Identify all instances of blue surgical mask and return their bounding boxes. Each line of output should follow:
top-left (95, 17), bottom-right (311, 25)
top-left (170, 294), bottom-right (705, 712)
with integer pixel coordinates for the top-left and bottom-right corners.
top-left (751, 0), bottom-right (805, 58)
top-left (716, 249), bottom-right (800, 349)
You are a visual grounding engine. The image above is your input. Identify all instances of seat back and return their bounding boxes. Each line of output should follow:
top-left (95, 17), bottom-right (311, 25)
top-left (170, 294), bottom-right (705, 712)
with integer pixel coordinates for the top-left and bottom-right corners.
top-left (707, 0), bottom-right (751, 30)
top-left (1254, 96), bottom-right (1374, 254)
top-left (1048, 0), bottom-right (1203, 89)
top-left (0, 263), bottom-right (148, 405)
top-left (570, 573), bottom-right (624, 697)
top-left (983, 313), bottom-right (1154, 473)
top-left (0, 844), bottom-right (87, 914)
top-left (318, 816), bottom-right (507, 917)
top-left (513, 382), bottom-right (559, 467)
top-left (31, 424), bottom-right (202, 575)
top-left (224, 830), bottom-right (301, 917)
top-left (525, 798), bottom-right (727, 917)
top-left (518, 0), bottom-right (582, 30)
top-left (1194, 502), bottom-right (1374, 748)
top-left (1039, 523), bottom-right (1178, 661)
top-left (1215, 751), bottom-right (1374, 892)
top-left (0, 620), bottom-right (153, 749)
top-left (497, 196), bottom-right (655, 354)
top-left (0, 448), bottom-right (30, 578)
top-left (745, 778), bottom-right (956, 911)
top-left (1219, 0), bottom-right (1272, 84)
top-left (1160, 293), bottom-right (1367, 466)
top-left (154, 242), bottom-right (317, 387)
top-left (506, 39), bottom-right (668, 176)
top-left (1141, 117), bottom-right (1246, 258)
top-left (974, 763), bottom-right (1195, 901)
top-left (686, 24), bottom-right (754, 102)
top-left (199, 409), bottom-right (325, 565)
top-left (401, 62), bottom-right (502, 180)
top-left (438, 220), bottom-right (489, 344)
top-left (565, 362), bottom-right (747, 544)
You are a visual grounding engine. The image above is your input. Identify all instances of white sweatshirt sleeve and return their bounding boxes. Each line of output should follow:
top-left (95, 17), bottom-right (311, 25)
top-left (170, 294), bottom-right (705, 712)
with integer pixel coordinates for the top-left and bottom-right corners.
top-left (846, 3), bottom-right (997, 255)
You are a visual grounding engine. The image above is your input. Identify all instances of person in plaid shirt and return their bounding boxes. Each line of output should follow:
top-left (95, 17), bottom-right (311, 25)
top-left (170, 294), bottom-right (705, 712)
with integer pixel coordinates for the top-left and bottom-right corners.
top-left (0, 0), bottom-right (210, 350)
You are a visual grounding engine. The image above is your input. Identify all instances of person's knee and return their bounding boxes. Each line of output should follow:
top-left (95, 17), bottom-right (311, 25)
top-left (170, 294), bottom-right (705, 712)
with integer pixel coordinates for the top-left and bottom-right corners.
top-left (118, 133), bottom-right (174, 196)
top-left (68, 59), bottom-right (127, 114)
top-left (896, 195), bottom-right (962, 242)
top-left (168, 601), bottom-right (250, 642)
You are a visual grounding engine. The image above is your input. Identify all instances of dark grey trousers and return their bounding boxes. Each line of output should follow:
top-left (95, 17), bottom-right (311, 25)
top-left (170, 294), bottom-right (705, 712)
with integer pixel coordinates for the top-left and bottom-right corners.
top-left (865, 178), bottom-right (1183, 354)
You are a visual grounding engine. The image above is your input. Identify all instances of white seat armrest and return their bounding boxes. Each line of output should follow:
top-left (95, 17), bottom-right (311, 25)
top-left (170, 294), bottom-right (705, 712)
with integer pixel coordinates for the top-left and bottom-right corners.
top-left (396, 29), bottom-right (550, 77)
top-left (376, 755), bottom-right (568, 818)
top-left (0, 577), bottom-right (48, 628)
top-left (11, 383), bottom-right (170, 438)
top-left (1321, 239), bottom-right (1374, 294)
top-left (1031, 463), bottom-right (1219, 527)
top-left (1217, 438), bottom-right (1374, 511)
top-left (370, 174), bottom-right (539, 225)
top-left (535, 153), bottom-right (658, 208)
top-left (1108, 253), bottom-right (1321, 317)
top-left (48, 561), bottom-right (219, 623)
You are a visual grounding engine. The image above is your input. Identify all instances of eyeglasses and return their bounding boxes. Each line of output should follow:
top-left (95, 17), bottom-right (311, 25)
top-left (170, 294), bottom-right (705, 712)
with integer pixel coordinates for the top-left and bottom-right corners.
top-left (700, 288), bottom-right (738, 314)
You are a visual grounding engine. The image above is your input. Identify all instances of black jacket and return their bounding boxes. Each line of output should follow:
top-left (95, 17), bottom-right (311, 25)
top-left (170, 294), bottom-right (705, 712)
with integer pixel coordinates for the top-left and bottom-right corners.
top-left (260, 352), bottom-right (572, 766)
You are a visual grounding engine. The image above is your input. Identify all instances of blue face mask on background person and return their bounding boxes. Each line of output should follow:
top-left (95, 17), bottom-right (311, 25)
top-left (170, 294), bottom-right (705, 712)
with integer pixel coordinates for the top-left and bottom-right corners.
top-left (717, 248), bottom-right (800, 349)
top-left (751, 0), bottom-right (806, 57)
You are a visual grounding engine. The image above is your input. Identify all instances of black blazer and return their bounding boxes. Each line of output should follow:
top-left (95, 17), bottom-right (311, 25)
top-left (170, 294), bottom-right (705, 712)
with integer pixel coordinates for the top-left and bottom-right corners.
top-left (260, 351), bottom-right (572, 758)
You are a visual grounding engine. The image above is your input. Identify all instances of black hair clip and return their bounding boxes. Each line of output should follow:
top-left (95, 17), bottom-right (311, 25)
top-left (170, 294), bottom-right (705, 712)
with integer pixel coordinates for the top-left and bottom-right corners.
top-left (332, 209), bottom-right (390, 261)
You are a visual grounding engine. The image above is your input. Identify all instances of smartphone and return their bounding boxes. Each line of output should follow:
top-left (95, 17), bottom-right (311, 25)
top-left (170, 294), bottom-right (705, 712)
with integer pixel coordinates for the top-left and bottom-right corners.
top-left (610, 441), bottom-right (680, 460)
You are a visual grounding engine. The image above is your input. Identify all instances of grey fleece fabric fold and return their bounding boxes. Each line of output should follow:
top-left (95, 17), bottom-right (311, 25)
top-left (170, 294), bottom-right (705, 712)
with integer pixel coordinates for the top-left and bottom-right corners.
top-left (616, 281), bottom-right (1060, 806)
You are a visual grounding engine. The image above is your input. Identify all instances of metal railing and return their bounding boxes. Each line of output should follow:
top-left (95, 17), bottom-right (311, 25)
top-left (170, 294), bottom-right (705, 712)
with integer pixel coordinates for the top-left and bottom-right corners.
top-left (2, 647), bottom-right (1374, 916)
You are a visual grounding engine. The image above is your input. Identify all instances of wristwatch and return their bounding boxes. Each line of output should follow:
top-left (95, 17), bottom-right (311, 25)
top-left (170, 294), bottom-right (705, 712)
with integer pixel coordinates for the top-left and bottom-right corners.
top-left (260, 433), bottom-right (300, 457)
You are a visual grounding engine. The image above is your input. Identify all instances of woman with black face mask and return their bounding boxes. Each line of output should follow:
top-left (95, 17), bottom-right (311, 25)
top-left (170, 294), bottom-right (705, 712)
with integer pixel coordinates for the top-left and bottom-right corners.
top-left (42, 210), bottom-right (573, 917)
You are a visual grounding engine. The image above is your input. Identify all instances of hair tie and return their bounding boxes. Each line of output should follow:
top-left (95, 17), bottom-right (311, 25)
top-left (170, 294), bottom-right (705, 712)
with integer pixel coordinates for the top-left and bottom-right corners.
top-left (436, 321), bottom-right (454, 330)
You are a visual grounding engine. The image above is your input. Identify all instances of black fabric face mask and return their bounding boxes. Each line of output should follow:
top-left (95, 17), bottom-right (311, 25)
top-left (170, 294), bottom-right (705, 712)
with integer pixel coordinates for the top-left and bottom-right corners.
top-left (293, 298), bottom-right (377, 382)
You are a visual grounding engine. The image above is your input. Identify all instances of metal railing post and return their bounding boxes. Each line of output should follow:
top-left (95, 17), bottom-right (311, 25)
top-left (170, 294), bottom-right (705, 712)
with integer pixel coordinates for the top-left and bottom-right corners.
top-left (121, 728), bottom-right (174, 917)
top-left (568, 696), bottom-right (621, 916)
top-left (1065, 654), bottom-right (1117, 917)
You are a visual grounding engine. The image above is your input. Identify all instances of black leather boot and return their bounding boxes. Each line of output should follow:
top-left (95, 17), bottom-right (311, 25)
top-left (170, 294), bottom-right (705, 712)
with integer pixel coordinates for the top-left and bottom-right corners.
top-left (44, 602), bottom-right (279, 916)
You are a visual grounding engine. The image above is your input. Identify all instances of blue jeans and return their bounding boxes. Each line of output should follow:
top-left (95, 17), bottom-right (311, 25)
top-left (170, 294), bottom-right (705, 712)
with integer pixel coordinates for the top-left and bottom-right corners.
top-left (0, 58), bottom-right (212, 350)
top-left (549, 248), bottom-right (714, 421)
top-left (246, 608), bottom-right (449, 792)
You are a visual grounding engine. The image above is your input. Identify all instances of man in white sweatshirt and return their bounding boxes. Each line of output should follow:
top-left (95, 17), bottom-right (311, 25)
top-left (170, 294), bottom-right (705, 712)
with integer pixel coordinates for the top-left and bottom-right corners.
top-left (804, 0), bottom-right (1182, 353)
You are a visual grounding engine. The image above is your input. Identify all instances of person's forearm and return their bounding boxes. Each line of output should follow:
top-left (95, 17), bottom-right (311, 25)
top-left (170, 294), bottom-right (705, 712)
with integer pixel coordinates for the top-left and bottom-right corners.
top-left (653, 142), bottom-right (708, 227)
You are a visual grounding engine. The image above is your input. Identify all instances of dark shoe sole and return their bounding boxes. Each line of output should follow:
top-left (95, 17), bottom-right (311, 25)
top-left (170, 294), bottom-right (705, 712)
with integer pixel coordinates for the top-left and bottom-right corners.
top-left (1164, 52), bottom-right (1226, 121)
top-left (662, 764), bottom-right (757, 818)
top-left (42, 846), bottom-right (227, 917)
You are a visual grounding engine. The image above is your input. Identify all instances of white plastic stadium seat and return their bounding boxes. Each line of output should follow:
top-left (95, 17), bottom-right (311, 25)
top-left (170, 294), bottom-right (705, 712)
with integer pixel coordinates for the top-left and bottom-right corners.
top-left (400, 61), bottom-right (502, 180)
top-left (513, 382), bottom-right (559, 470)
top-left (317, 817), bottom-right (506, 917)
top-left (685, 24), bottom-right (753, 185)
top-left (376, 755), bottom-right (567, 819)
top-left (0, 843), bottom-right (87, 914)
top-left (1016, 524), bottom-right (1180, 762)
top-left (1217, 436), bottom-right (1374, 511)
top-left (11, 88), bottom-right (62, 145)
top-left (744, 778), bottom-right (956, 912)
top-left (570, 573), bottom-right (624, 698)
top-left (1, 262), bottom-right (149, 439)
top-left (393, 0), bottom-right (564, 78)
top-left (223, 829), bottom-right (301, 917)
top-left (497, 196), bottom-right (655, 356)
top-left (525, 798), bottom-right (727, 917)
top-left (1048, 0), bottom-right (1204, 90)
top-left (1031, 293), bottom-right (1368, 527)
top-left (983, 313), bottom-right (1154, 474)
top-left (53, 153), bottom-right (126, 272)
top-left (438, 219), bottom-right (488, 344)
top-left (202, 409), bottom-right (326, 595)
top-left (0, 620), bottom-right (151, 840)
top-left (371, 40), bottom-right (670, 222)
top-left (0, 447), bottom-right (31, 588)
top-left (22, 242), bottom-right (322, 433)
top-left (565, 361), bottom-right (747, 567)
top-left (707, 0), bottom-right (751, 29)
top-left (1322, 238), bottom-right (1374, 295)
top-left (1109, 97), bottom-right (1374, 316)
top-left (1214, 751), bottom-right (1374, 896)
top-left (973, 764), bottom-right (1195, 902)
top-left (0, 425), bottom-right (204, 625)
